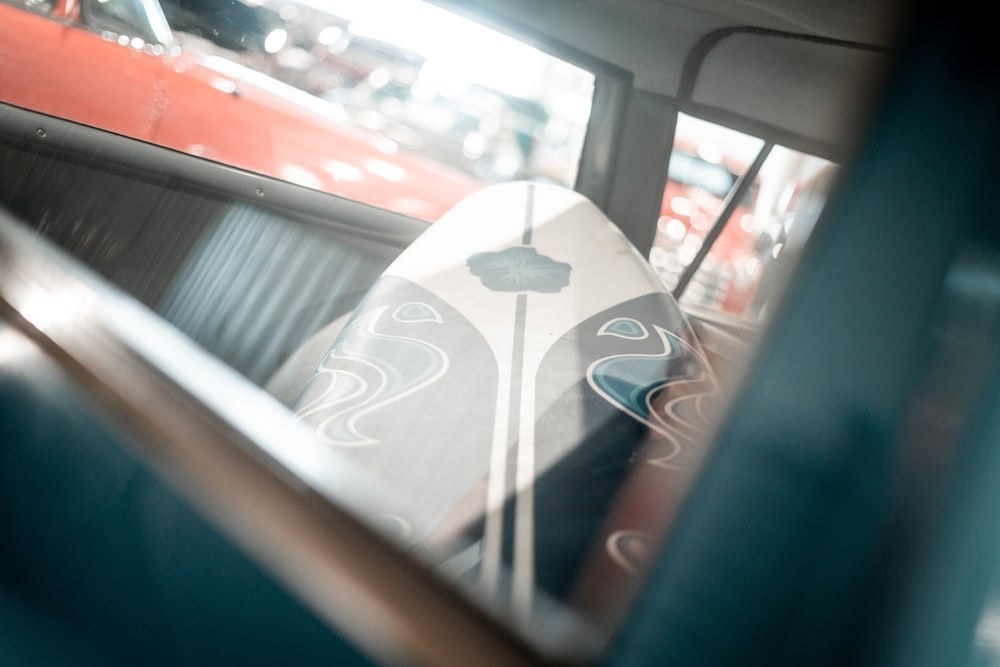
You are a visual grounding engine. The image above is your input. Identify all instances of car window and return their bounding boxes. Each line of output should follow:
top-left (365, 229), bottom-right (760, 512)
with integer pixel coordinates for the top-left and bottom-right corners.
top-left (79, 0), bottom-right (172, 44)
top-left (650, 113), bottom-right (836, 320)
top-left (0, 0), bottom-right (594, 221)
top-left (0, 0), bottom-right (53, 14)
top-left (297, 0), bottom-right (594, 187)
top-left (0, 0), bottom-right (911, 658)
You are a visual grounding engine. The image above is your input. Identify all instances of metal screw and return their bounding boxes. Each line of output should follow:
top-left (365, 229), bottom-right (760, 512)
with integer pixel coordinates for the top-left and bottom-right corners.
top-left (255, 188), bottom-right (264, 197)
top-left (36, 128), bottom-right (46, 138)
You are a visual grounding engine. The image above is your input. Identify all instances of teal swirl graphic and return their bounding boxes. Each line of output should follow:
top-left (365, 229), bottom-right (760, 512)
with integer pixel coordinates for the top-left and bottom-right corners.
top-left (587, 319), bottom-right (717, 464)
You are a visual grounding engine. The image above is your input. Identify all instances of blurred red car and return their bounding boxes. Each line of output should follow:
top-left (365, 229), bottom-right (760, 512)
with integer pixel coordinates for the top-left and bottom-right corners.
top-left (651, 145), bottom-right (760, 314)
top-left (0, 0), bottom-right (480, 220)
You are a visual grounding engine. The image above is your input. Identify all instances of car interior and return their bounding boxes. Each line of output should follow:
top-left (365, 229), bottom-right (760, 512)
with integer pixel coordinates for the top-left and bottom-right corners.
top-left (2, 0), bottom-right (1000, 665)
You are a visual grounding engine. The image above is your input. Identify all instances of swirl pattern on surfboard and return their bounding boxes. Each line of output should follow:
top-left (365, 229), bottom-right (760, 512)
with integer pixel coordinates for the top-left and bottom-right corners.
top-left (587, 318), bottom-right (717, 464)
top-left (296, 302), bottom-right (449, 446)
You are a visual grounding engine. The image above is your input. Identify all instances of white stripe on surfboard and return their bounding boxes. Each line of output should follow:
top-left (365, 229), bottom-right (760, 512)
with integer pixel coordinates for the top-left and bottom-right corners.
top-left (481, 344), bottom-right (512, 595)
top-left (512, 186), bottom-right (537, 623)
top-left (480, 185), bottom-right (538, 623)
top-left (513, 336), bottom-right (536, 624)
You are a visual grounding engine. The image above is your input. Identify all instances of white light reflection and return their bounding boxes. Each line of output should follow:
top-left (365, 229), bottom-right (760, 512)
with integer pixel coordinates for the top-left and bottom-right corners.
top-left (976, 605), bottom-right (1000, 659)
top-left (697, 142), bottom-right (723, 164)
top-left (316, 25), bottom-right (343, 46)
top-left (324, 159), bottom-right (363, 182)
top-left (660, 217), bottom-right (687, 241)
top-left (280, 164), bottom-right (323, 189)
top-left (677, 244), bottom-right (698, 265)
top-left (320, 0), bottom-right (554, 99)
top-left (375, 137), bottom-right (399, 155)
top-left (0, 327), bottom-right (41, 366)
top-left (683, 234), bottom-right (703, 251)
top-left (462, 133), bottom-right (487, 160)
top-left (264, 28), bottom-right (288, 54)
top-left (551, 90), bottom-right (592, 126)
top-left (670, 196), bottom-right (692, 216)
top-left (648, 245), bottom-right (670, 268)
top-left (210, 77), bottom-right (238, 94)
top-left (364, 159), bottom-right (406, 183)
top-left (19, 289), bottom-right (82, 331)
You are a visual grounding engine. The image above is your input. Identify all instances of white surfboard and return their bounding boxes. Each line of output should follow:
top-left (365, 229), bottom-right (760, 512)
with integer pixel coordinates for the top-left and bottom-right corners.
top-left (293, 181), bottom-right (718, 625)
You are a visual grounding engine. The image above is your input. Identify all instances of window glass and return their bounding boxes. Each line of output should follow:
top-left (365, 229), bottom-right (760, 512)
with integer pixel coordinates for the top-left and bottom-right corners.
top-left (649, 113), bottom-right (835, 319)
top-left (0, 0), bottom-right (593, 220)
top-left (0, 0), bottom-right (53, 14)
top-left (291, 0), bottom-right (595, 187)
top-left (81, 0), bottom-right (170, 43)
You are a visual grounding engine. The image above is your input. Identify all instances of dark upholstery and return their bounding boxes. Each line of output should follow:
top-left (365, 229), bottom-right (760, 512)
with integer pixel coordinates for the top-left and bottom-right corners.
top-left (0, 354), bottom-right (374, 667)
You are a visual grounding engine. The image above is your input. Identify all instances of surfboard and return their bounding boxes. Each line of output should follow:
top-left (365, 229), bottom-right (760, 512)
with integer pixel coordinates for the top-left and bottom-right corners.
top-left (291, 181), bottom-right (718, 630)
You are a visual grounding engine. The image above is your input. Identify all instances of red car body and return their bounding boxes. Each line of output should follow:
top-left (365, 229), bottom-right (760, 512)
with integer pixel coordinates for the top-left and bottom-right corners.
top-left (0, 0), bottom-right (480, 221)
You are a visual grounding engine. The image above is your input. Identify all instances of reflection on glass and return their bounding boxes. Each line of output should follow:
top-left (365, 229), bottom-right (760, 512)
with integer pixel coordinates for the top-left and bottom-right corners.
top-left (261, 0), bottom-right (594, 189)
top-left (973, 603), bottom-right (1000, 666)
top-left (650, 113), bottom-right (835, 319)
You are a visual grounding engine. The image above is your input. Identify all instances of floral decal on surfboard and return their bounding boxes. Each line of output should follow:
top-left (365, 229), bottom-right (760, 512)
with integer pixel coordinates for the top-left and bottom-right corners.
top-left (295, 302), bottom-right (449, 447)
top-left (467, 246), bottom-right (571, 293)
